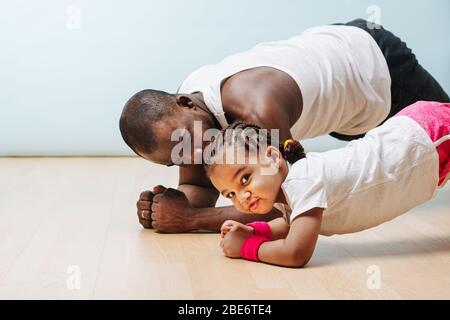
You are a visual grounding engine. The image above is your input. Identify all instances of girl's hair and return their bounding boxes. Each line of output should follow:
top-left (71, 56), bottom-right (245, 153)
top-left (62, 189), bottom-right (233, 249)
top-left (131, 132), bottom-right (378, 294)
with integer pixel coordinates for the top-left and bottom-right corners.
top-left (205, 121), bottom-right (306, 168)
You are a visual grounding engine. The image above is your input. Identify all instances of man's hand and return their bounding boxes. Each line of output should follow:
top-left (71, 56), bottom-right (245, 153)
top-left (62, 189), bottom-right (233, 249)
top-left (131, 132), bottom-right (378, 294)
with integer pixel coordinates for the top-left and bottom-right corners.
top-left (150, 186), bottom-right (196, 233)
top-left (220, 221), bottom-right (254, 258)
top-left (136, 185), bottom-right (166, 229)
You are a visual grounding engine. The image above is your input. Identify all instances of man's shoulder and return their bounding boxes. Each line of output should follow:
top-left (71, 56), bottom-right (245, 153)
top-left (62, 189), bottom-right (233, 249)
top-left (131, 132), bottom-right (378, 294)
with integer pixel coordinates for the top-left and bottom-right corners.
top-left (222, 66), bottom-right (289, 95)
top-left (221, 67), bottom-right (302, 125)
top-left (224, 68), bottom-right (286, 101)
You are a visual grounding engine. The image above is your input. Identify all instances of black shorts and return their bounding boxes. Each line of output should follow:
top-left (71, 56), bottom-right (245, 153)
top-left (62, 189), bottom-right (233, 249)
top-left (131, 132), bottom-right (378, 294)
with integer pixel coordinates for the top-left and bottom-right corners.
top-left (329, 18), bottom-right (450, 141)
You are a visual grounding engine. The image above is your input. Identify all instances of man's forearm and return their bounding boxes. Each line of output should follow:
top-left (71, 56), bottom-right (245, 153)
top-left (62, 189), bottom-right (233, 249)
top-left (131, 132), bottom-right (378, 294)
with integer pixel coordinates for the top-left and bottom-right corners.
top-left (192, 205), bottom-right (283, 232)
top-left (178, 183), bottom-right (219, 208)
top-left (178, 183), bottom-right (283, 232)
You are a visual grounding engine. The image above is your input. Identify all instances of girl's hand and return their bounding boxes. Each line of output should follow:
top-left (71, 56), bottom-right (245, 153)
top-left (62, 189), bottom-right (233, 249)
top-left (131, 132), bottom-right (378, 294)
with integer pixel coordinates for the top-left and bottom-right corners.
top-left (220, 221), bottom-right (254, 258)
top-left (220, 220), bottom-right (253, 238)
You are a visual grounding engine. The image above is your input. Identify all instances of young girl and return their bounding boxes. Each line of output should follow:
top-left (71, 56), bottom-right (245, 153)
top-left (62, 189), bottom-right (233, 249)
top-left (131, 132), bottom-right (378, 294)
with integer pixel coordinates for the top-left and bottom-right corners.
top-left (205, 101), bottom-right (450, 268)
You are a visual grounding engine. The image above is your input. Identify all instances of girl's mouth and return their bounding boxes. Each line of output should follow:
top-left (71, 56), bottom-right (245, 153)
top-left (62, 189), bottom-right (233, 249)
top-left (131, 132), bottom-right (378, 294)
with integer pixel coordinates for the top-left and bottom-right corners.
top-left (249, 198), bottom-right (260, 211)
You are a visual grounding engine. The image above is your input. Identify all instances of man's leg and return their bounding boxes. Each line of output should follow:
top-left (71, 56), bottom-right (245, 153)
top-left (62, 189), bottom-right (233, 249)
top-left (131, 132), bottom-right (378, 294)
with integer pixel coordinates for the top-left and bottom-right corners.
top-left (330, 18), bottom-right (450, 142)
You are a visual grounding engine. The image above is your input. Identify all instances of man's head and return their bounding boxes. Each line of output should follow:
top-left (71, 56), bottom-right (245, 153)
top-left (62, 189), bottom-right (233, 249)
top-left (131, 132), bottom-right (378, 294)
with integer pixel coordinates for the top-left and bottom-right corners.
top-left (119, 89), bottom-right (218, 166)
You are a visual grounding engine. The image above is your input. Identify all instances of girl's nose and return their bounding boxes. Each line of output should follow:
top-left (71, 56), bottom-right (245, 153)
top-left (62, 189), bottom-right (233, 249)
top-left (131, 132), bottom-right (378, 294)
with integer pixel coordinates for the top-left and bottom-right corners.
top-left (240, 190), bottom-right (251, 204)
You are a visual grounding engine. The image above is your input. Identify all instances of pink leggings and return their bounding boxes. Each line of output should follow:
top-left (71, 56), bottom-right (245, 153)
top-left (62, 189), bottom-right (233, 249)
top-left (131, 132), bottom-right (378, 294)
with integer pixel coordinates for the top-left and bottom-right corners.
top-left (396, 101), bottom-right (450, 187)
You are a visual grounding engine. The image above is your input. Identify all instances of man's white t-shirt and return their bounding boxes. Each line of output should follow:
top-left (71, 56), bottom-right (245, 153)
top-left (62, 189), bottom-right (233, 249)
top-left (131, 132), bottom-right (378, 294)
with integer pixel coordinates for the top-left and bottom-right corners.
top-left (178, 25), bottom-right (391, 138)
top-left (275, 116), bottom-right (439, 236)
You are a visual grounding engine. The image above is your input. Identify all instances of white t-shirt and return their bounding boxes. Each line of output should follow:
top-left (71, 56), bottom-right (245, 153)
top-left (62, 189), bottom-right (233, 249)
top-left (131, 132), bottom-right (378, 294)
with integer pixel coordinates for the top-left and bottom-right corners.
top-left (275, 116), bottom-right (439, 236)
top-left (178, 25), bottom-right (391, 138)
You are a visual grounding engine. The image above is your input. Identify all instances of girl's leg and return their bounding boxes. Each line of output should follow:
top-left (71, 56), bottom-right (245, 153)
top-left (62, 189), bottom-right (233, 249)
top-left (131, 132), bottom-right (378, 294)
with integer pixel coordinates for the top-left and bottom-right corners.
top-left (435, 135), bottom-right (450, 188)
top-left (397, 101), bottom-right (450, 187)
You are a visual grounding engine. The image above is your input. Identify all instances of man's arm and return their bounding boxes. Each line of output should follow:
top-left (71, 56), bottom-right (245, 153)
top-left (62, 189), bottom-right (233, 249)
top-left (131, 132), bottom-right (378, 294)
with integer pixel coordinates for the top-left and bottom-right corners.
top-left (178, 164), bottom-right (219, 208)
top-left (192, 205), bottom-right (283, 232)
top-left (148, 164), bottom-right (282, 233)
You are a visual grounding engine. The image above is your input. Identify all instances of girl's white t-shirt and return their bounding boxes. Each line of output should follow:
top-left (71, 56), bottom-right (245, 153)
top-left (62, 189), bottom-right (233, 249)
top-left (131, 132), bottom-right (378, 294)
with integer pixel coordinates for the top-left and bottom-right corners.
top-left (178, 25), bottom-right (391, 138)
top-left (275, 116), bottom-right (439, 236)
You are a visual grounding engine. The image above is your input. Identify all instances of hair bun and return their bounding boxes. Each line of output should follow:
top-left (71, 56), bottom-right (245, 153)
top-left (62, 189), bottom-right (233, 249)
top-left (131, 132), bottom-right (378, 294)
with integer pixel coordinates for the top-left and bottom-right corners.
top-left (280, 139), bottom-right (306, 164)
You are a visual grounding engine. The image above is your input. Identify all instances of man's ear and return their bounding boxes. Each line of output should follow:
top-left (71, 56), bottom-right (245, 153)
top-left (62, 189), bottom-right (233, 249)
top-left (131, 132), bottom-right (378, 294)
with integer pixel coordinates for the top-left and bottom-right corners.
top-left (176, 95), bottom-right (195, 109)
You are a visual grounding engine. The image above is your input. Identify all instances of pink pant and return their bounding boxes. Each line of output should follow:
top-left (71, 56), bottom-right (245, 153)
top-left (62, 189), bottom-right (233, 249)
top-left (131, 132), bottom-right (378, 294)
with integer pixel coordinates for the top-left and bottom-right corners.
top-left (396, 101), bottom-right (450, 187)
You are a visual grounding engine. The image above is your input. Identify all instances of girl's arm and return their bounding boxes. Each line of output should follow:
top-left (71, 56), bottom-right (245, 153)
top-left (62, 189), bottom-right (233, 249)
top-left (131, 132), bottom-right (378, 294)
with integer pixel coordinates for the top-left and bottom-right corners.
top-left (268, 217), bottom-right (290, 240)
top-left (258, 207), bottom-right (323, 268)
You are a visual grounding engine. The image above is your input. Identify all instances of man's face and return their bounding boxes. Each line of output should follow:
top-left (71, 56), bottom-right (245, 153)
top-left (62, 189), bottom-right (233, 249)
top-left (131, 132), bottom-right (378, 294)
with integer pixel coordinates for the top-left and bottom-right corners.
top-left (139, 113), bottom-right (216, 167)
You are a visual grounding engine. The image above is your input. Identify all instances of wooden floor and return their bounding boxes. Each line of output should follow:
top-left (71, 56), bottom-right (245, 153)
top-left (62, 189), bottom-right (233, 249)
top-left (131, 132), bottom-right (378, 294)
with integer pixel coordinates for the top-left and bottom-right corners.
top-left (0, 157), bottom-right (449, 299)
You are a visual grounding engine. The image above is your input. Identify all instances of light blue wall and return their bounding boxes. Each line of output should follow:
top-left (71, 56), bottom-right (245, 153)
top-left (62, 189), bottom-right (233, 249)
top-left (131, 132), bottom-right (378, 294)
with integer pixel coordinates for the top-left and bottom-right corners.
top-left (1, 0), bottom-right (449, 156)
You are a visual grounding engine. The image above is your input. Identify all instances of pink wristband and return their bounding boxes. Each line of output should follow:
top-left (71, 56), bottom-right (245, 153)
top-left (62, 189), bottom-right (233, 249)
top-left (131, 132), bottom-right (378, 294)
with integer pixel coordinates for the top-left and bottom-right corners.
top-left (241, 235), bottom-right (268, 262)
top-left (246, 222), bottom-right (272, 240)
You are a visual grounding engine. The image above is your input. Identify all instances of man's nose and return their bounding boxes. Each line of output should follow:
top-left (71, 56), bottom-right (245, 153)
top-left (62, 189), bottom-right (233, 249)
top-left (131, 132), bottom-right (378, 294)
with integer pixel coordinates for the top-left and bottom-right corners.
top-left (193, 147), bottom-right (203, 164)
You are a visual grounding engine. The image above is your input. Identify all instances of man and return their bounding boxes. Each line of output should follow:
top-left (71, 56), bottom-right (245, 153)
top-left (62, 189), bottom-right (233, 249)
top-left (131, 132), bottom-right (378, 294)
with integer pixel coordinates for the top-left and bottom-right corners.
top-left (119, 19), bottom-right (449, 233)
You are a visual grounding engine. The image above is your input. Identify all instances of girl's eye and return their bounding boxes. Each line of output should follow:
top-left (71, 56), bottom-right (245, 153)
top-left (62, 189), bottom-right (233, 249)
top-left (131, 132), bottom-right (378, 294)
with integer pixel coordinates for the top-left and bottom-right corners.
top-left (226, 192), bottom-right (235, 199)
top-left (241, 174), bottom-right (250, 185)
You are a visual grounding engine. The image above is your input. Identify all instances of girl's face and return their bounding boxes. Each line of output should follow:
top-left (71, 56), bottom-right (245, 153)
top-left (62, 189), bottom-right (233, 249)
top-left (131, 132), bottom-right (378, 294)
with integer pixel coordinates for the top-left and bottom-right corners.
top-left (208, 146), bottom-right (288, 214)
